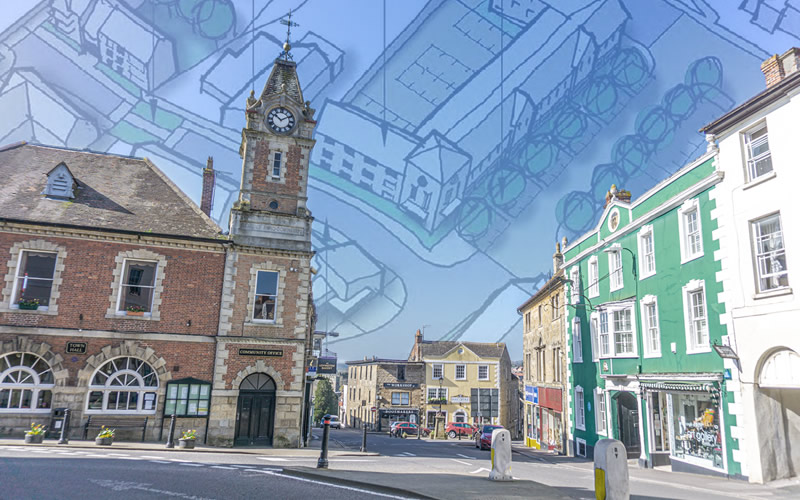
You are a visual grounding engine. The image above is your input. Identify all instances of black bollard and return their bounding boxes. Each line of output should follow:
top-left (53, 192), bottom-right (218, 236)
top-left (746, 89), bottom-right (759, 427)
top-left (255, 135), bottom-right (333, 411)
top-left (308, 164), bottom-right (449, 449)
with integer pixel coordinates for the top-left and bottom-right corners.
top-left (57, 409), bottom-right (71, 445)
top-left (166, 414), bottom-right (176, 449)
top-left (317, 416), bottom-right (330, 469)
top-left (360, 424), bottom-right (368, 452)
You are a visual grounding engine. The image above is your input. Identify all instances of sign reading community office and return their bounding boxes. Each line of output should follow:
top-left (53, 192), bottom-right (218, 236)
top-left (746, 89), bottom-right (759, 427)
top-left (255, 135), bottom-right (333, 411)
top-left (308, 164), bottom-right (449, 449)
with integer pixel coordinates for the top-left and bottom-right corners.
top-left (239, 348), bottom-right (283, 357)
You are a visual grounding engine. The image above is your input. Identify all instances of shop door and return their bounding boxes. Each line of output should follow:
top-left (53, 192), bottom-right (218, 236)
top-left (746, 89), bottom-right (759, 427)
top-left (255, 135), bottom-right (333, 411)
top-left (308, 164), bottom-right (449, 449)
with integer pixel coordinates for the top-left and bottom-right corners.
top-left (235, 373), bottom-right (276, 446)
top-left (616, 392), bottom-right (640, 457)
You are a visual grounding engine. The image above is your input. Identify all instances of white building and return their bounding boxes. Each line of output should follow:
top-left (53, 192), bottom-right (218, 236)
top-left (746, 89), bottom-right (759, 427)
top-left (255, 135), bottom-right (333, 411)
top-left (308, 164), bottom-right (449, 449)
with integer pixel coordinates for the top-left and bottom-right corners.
top-left (702, 47), bottom-right (800, 484)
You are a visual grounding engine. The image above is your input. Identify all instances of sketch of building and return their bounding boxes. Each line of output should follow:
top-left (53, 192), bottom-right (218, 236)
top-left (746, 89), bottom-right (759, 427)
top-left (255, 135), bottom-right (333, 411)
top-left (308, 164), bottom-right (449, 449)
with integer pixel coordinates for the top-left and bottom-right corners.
top-left (77, 0), bottom-right (176, 91)
top-left (311, 0), bottom-right (629, 233)
top-left (740, 0), bottom-right (800, 37)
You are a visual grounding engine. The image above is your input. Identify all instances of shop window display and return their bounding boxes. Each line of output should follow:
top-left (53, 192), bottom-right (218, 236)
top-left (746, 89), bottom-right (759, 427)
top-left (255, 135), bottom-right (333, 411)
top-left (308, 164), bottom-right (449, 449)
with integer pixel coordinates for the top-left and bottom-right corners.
top-left (670, 393), bottom-right (723, 469)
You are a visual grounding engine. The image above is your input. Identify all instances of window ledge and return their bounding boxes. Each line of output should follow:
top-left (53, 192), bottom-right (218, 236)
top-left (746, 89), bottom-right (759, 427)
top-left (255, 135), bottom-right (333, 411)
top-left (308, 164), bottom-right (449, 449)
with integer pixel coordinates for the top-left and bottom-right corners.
top-left (686, 347), bottom-right (712, 355)
top-left (245, 320), bottom-right (283, 327)
top-left (680, 253), bottom-right (704, 265)
top-left (106, 313), bottom-right (157, 321)
top-left (0, 408), bottom-right (52, 413)
top-left (743, 170), bottom-right (777, 190)
top-left (1, 307), bottom-right (57, 316)
top-left (609, 285), bottom-right (624, 293)
top-left (643, 353), bottom-right (662, 359)
top-left (639, 272), bottom-right (656, 281)
top-left (753, 287), bottom-right (793, 300)
top-left (83, 410), bottom-right (157, 415)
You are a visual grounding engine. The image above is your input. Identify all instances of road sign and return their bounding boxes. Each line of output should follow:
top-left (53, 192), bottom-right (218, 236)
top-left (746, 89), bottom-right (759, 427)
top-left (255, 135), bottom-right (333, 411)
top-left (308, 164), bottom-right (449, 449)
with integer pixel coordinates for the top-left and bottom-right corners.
top-left (371, 406), bottom-right (377, 412)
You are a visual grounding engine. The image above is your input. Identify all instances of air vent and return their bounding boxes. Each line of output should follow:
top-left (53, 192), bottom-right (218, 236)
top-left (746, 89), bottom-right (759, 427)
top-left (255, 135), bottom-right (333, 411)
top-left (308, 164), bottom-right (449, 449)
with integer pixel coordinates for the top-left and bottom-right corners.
top-left (42, 162), bottom-right (76, 199)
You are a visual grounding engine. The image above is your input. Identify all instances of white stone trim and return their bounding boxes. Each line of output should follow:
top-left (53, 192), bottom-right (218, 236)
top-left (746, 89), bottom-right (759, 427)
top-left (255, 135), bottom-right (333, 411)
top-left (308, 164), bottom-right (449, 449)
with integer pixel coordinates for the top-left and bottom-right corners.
top-left (105, 249), bottom-right (168, 321)
top-left (637, 224), bottom-right (656, 279)
top-left (682, 279), bottom-right (711, 354)
top-left (245, 261), bottom-right (287, 327)
top-left (2, 239), bottom-right (67, 315)
top-left (678, 197), bottom-right (704, 264)
top-left (588, 256), bottom-right (599, 298)
top-left (574, 385), bottom-right (585, 431)
top-left (640, 295), bottom-right (662, 358)
top-left (217, 252), bottom-right (238, 336)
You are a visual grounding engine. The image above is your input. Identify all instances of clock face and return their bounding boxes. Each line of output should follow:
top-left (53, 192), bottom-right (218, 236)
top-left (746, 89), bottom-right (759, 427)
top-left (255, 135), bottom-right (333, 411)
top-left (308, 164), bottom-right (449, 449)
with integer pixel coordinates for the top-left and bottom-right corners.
top-left (267, 107), bottom-right (295, 134)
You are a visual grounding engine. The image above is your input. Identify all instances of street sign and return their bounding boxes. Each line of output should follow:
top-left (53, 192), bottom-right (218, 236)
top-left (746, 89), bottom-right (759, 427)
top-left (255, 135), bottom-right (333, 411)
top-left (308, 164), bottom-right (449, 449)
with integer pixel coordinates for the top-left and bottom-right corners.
top-left (371, 406), bottom-right (377, 412)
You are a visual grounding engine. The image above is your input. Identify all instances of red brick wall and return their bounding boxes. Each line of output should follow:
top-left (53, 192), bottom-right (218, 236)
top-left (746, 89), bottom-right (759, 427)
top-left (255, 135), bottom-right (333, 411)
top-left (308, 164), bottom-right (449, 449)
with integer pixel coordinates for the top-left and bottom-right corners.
top-left (250, 138), bottom-right (305, 214)
top-left (223, 342), bottom-right (299, 390)
top-left (0, 232), bottom-right (225, 335)
top-left (226, 252), bottom-right (304, 340)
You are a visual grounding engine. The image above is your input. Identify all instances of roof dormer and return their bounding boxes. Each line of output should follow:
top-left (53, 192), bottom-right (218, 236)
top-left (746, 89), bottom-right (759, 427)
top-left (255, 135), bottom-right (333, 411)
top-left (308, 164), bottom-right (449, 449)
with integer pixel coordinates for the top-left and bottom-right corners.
top-left (43, 162), bottom-right (77, 199)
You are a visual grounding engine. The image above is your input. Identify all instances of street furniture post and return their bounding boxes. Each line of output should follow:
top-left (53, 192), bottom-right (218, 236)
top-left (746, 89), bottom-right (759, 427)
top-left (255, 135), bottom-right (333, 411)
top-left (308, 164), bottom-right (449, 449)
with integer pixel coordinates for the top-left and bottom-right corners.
top-left (489, 428), bottom-right (513, 481)
top-left (360, 424), bottom-right (368, 452)
top-left (57, 408), bottom-right (71, 444)
top-left (317, 416), bottom-right (331, 469)
top-left (166, 414), bottom-right (177, 449)
top-left (594, 438), bottom-right (629, 500)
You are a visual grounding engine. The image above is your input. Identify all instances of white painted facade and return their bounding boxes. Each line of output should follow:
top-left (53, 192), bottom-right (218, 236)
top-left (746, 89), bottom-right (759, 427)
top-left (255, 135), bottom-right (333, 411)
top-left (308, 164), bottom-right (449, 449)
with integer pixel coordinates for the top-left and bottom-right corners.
top-left (708, 72), bottom-right (800, 483)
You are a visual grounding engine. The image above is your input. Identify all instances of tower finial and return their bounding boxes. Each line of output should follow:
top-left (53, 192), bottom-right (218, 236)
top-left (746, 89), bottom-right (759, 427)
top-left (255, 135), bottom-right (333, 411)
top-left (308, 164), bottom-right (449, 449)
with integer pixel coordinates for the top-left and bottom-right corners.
top-left (279, 9), bottom-right (299, 60)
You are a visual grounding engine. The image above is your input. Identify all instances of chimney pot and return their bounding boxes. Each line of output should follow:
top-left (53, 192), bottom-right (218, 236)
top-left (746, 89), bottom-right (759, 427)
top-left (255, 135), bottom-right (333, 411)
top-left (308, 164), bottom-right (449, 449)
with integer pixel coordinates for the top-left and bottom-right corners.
top-left (201, 157), bottom-right (216, 217)
top-left (761, 48), bottom-right (800, 88)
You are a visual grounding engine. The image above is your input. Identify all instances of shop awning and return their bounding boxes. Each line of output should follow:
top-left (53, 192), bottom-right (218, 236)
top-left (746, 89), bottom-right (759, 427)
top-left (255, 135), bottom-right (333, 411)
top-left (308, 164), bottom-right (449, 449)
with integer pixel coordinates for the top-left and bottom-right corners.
top-left (639, 381), bottom-right (716, 393)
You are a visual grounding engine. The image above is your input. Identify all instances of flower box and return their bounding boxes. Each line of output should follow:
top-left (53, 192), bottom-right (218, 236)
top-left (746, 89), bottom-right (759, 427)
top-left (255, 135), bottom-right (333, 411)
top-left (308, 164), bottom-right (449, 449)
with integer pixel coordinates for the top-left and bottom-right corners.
top-left (95, 437), bottom-right (113, 446)
top-left (18, 302), bottom-right (39, 310)
top-left (178, 438), bottom-right (195, 449)
top-left (24, 434), bottom-right (44, 444)
top-left (126, 311), bottom-right (145, 316)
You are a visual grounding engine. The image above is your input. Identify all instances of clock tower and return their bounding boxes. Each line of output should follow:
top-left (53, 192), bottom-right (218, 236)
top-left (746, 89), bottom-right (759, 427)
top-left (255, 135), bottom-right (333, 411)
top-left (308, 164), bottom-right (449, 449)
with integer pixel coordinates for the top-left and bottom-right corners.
top-left (230, 44), bottom-right (317, 251)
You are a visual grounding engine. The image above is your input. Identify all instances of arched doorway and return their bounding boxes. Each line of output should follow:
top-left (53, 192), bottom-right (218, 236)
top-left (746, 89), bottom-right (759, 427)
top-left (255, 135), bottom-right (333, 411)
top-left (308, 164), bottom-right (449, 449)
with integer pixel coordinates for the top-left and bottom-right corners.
top-left (453, 410), bottom-right (467, 423)
top-left (756, 349), bottom-right (800, 481)
top-left (615, 391), bottom-right (640, 457)
top-left (235, 373), bottom-right (276, 446)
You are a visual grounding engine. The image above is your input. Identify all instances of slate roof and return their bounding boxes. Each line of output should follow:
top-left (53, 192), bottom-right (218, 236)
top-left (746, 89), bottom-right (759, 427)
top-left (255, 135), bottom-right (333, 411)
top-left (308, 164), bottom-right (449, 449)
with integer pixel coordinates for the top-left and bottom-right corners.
top-left (0, 142), bottom-right (222, 240)
top-left (418, 341), bottom-right (507, 359)
top-left (261, 58), bottom-right (304, 104)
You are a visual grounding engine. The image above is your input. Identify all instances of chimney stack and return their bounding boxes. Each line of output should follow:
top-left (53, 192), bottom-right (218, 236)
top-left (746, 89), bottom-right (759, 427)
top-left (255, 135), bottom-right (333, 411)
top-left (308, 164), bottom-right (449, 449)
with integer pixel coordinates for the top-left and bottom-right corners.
top-left (201, 156), bottom-right (215, 217)
top-left (553, 242), bottom-right (563, 274)
top-left (761, 47), bottom-right (800, 88)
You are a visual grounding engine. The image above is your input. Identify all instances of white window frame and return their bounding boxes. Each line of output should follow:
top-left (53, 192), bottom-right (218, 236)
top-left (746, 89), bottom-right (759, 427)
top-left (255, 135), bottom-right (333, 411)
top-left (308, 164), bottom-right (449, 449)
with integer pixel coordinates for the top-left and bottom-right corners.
top-left (678, 198), bottom-right (703, 264)
top-left (596, 304), bottom-right (637, 358)
top-left (427, 387), bottom-right (448, 401)
top-left (598, 310), bottom-right (611, 358)
top-left (455, 364), bottom-right (466, 380)
top-left (432, 364), bottom-right (443, 380)
top-left (271, 151), bottom-right (283, 179)
top-left (0, 352), bottom-right (55, 413)
top-left (573, 318), bottom-right (583, 363)
top-left (682, 280), bottom-right (711, 354)
top-left (478, 365), bottom-right (489, 381)
top-left (554, 347), bottom-right (562, 382)
top-left (115, 258), bottom-right (158, 316)
top-left (570, 267), bottom-right (580, 304)
top-left (589, 313), bottom-right (600, 362)
top-left (575, 386), bottom-right (585, 431)
top-left (637, 225), bottom-right (656, 279)
top-left (612, 308), bottom-right (636, 357)
top-left (595, 388), bottom-right (607, 435)
top-left (252, 270), bottom-right (280, 323)
top-left (608, 245), bottom-right (623, 291)
top-left (751, 213), bottom-right (789, 293)
top-left (576, 437), bottom-right (587, 457)
top-left (86, 356), bottom-right (159, 414)
top-left (588, 256), bottom-right (599, 298)
top-left (742, 121), bottom-right (773, 183)
top-left (9, 250), bottom-right (58, 311)
top-left (391, 392), bottom-right (410, 406)
top-left (641, 295), bottom-right (661, 358)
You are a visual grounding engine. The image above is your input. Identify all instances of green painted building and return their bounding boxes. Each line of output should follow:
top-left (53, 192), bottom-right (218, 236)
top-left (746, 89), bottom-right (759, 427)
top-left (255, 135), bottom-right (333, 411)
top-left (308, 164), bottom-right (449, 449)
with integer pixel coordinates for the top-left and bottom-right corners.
top-left (562, 151), bottom-right (744, 478)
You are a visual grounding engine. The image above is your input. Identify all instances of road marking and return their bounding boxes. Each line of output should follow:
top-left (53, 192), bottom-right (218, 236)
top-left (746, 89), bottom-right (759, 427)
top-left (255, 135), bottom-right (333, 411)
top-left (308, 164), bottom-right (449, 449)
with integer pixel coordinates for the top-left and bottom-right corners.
top-left (456, 454), bottom-right (477, 459)
top-left (451, 459), bottom-right (472, 466)
top-left (141, 455), bottom-right (167, 460)
top-left (229, 464), bottom-right (252, 468)
top-left (469, 467), bottom-right (491, 474)
top-left (257, 457), bottom-right (289, 461)
top-left (179, 462), bottom-right (204, 467)
top-left (255, 470), bottom-right (413, 499)
top-left (84, 454), bottom-right (109, 458)
top-left (107, 453), bottom-right (130, 457)
top-left (210, 465), bottom-right (236, 470)
top-left (149, 460), bottom-right (171, 464)
top-left (169, 458), bottom-right (192, 462)
top-left (401, 452), bottom-right (416, 457)
top-left (88, 479), bottom-right (216, 500)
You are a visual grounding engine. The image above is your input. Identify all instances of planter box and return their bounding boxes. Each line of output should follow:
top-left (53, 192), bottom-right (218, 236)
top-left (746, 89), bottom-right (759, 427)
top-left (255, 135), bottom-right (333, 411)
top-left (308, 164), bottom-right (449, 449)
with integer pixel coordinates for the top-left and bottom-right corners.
top-left (24, 434), bottom-right (44, 444)
top-left (18, 304), bottom-right (39, 310)
top-left (178, 439), bottom-right (195, 449)
top-left (95, 437), bottom-right (113, 446)
top-left (126, 311), bottom-right (145, 316)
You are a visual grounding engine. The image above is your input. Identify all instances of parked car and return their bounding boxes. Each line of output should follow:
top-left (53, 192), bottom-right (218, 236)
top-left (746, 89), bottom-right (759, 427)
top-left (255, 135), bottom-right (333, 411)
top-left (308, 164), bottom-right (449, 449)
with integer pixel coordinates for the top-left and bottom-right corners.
top-left (319, 414), bottom-right (341, 429)
top-left (392, 422), bottom-right (430, 438)
top-left (446, 422), bottom-right (477, 439)
top-left (475, 424), bottom-right (504, 450)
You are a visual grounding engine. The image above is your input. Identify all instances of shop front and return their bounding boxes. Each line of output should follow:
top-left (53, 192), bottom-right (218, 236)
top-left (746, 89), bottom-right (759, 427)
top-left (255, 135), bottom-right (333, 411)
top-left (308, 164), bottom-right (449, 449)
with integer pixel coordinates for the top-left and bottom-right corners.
top-left (378, 407), bottom-right (419, 432)
top-left (524, 385), bottom-right (538, 448)
top-left (641, 381), bottom-right (725, 474)
top-left (538, 387), bottom-right (564, 453)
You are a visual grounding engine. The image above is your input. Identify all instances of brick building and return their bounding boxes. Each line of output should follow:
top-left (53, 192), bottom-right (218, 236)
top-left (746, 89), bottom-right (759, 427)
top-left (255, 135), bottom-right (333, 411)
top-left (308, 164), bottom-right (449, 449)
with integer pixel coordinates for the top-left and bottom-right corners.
top-left (0, 49), bottom-right (319, 448)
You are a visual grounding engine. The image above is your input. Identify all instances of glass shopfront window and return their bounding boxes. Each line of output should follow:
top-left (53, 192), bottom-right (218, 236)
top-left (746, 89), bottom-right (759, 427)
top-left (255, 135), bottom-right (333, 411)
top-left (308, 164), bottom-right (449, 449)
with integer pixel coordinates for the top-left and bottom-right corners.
top-left (669, 393), bottom-right (723, 470)
top-left (526, 404), bottom-right (535, 441)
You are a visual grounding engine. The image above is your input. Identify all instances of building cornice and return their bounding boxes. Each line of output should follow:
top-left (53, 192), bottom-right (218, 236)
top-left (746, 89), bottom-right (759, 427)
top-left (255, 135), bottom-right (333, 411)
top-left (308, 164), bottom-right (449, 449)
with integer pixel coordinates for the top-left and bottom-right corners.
top-left (0, 325), bottom-right (215, 343)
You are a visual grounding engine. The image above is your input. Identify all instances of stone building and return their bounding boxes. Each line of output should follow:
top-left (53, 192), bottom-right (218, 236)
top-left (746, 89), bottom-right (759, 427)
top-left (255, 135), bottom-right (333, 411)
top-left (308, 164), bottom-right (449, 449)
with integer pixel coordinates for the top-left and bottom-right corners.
top-left (518, 243), bottom-right (570, 454)
top-left (344, 357), bottom-right (424, 432)
top-left (0, 44), bottom-right (320, 448)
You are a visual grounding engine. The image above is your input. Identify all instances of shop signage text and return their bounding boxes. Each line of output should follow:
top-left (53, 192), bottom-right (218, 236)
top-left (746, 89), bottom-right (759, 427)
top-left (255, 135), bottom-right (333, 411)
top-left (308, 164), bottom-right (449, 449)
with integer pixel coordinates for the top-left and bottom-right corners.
top-left (378, 408), bottom-right (419, 415)
top-left (66, 342), bottom-right (87, 354)
top-left (451, 396), bottom-right (470, 404)
top-left (239, 348), bottom-right (283, 357)
top-left (384, 383), bottom-right (419, 389)
top-left (317, 356), bottom-right (338, 374)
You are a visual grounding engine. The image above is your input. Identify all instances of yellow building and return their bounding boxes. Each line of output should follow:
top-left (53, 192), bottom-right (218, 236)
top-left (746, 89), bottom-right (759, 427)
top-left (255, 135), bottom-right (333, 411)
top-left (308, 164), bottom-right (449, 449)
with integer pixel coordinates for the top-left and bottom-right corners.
top-left (408, 330), bottom-right (517, 432)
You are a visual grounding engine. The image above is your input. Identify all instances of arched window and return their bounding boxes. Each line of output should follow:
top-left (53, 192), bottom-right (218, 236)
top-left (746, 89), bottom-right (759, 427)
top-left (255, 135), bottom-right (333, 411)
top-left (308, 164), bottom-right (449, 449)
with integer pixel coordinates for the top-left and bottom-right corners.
top-left (0, 352), bottom-right (54, 412)
top-left (87, 357), bottom-right (158, 413)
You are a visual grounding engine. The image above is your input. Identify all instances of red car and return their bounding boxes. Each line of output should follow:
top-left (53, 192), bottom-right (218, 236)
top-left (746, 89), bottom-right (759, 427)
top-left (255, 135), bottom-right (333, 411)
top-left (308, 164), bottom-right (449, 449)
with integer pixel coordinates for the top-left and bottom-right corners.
top-left (392, 422), bottom-right (431, 438)
top-left (475, 425), bottom-right (504, 450)
top-left (445, 422), bottom-right (477, 439)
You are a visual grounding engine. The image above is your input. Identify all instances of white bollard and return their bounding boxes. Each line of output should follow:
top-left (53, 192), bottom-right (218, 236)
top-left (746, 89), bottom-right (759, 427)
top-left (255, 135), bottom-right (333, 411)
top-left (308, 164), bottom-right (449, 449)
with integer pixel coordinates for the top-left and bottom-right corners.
top-left (593, 438), bottom-right (629, 500)
top-left (489, 428), bottom-right (513, 481)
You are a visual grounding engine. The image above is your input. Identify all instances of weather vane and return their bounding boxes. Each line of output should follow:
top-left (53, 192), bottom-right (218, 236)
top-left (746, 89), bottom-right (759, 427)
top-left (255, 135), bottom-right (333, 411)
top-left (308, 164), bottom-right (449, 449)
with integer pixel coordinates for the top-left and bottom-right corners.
top-left (279, 9), bottom-right (299, 60)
